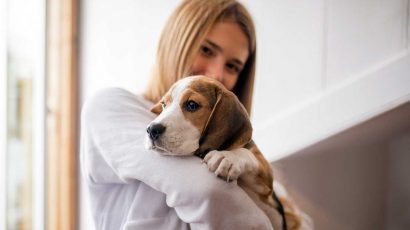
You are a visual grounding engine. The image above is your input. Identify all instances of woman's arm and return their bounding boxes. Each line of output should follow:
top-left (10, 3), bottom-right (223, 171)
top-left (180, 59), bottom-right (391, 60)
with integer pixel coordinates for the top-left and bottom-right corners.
top-left (81, 88), bottom-right (272, 230)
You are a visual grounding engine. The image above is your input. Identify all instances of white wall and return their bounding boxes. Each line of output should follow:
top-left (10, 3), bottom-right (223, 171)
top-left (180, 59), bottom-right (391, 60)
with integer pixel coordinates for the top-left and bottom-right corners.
top-left (252, 0), bottom-right (410, 161)
top-left (80, 0), bottom-right (180, 100)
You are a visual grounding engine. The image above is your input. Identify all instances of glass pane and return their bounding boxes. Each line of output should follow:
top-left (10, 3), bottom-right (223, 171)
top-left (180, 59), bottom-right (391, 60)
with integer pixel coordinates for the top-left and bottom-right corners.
top-left (6, 0), bottom-right (39, 228)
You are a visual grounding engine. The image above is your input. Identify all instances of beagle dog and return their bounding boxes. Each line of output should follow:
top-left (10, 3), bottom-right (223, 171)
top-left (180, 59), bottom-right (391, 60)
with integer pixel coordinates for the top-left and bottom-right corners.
top-left (145, 75), bottom-right (301, 230)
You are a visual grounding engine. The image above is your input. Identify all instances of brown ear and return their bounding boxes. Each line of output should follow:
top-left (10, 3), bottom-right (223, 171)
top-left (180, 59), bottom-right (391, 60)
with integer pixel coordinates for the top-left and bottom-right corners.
top-left (150, 87), bottom-right (172, 115)
top-left (198, 89), bottom-right (252, 153)
top-left (150, 102), bottom-right (163, 115)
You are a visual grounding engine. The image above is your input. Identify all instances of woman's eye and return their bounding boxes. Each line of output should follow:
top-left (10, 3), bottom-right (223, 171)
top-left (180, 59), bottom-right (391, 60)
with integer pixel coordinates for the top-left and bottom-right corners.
top-left (226, 63), bottom-right (241, 74)
top-left (185, 100), bottom-right (200, 112)
top-left (200, 45), bottom-right (214, 57)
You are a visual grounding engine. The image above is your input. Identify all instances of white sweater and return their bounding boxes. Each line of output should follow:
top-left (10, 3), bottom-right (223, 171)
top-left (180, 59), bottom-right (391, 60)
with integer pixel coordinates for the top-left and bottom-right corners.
top-left (80, 88), bottom-right (273, 230)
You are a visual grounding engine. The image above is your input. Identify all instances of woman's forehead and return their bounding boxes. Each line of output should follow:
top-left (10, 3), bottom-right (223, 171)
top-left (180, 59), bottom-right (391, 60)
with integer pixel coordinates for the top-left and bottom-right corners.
top-left (205, 21), bottom-right (249, 64)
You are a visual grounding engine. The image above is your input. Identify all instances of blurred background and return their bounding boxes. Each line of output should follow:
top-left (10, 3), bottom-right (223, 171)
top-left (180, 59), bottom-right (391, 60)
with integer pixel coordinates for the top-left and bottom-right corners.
top-left (1, 0), bottom-right (409, 230)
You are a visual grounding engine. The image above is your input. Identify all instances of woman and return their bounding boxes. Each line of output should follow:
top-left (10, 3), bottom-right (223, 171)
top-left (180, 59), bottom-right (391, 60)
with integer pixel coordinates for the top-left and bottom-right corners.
top-left (82, 1), bottom-right (288, 229)
top-left (144, 0), bottom-right (256, 114)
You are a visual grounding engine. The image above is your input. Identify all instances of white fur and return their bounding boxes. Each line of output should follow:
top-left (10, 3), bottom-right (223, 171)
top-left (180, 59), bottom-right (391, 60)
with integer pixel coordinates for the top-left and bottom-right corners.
top-left (203, 148), bottom-right (259, 182)
top-left (145, 77), bottom-right (201, 155)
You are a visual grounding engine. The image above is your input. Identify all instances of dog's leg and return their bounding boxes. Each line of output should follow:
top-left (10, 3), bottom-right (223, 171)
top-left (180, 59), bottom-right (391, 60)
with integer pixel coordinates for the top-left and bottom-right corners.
top-left (203, 148), bottom-right (259, 182)
top-left (244, 142), bottom-right (302, 230)
top-left (203, 142), bottom-right (302, 230)
top-left (203, 146), bottom-right (283, 227)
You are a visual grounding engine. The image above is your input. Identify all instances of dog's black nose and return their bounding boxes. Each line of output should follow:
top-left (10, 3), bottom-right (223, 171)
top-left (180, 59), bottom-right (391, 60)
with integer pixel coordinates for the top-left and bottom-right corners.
top-left (147, 123), bottom-right (166, 141)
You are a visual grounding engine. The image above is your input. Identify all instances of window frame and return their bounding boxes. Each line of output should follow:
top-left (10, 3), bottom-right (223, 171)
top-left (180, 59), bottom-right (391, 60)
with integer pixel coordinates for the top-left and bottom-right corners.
top-left (46, 0), bottom-right (78, 229)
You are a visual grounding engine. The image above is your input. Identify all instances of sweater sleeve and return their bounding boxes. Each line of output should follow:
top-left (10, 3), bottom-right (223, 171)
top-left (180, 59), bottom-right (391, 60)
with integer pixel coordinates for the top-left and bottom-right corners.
top-left (81, 88), bottom-right (273, 230)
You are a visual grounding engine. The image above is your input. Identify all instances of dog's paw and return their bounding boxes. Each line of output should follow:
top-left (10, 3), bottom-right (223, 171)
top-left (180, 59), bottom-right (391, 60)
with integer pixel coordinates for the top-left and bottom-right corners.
top-left (203, 150), bottom-right (245, 182)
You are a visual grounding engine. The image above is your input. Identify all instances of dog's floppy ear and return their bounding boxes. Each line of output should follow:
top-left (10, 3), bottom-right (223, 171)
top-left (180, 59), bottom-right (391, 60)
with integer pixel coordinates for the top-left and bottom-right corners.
top-left (150, 87), bottom-right (173, 115)
top-left (150, 102), bottom-right (163, 115)
top-left (198, 88), bottom-right (252, 154)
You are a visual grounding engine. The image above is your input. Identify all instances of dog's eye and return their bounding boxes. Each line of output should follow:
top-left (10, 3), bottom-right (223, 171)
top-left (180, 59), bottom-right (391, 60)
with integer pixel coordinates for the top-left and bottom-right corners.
top-left (161, 101), bottom-right (166, 109)
top-left (186, 100), bottom-right (200, 112)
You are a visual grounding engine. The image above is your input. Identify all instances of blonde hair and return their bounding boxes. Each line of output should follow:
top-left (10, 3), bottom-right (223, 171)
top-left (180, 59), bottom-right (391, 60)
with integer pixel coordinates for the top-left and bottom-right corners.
top-left (143, 0), bottom-right (256, 114)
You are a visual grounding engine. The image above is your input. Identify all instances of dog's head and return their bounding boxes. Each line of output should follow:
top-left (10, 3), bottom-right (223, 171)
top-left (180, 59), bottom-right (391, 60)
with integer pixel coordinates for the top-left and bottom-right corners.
top-left (145, 75), bottom-right (252, 156)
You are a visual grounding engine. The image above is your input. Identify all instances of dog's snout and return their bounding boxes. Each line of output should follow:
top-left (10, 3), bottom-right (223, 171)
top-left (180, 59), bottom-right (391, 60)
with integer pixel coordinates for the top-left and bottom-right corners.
top-left (147, 123), bottom-right (166, 141)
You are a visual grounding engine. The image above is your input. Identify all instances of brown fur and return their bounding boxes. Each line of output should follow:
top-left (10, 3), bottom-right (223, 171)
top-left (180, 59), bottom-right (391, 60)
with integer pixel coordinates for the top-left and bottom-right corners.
top-left (189, 78), bottom-right (253, 153)
top-left (180, 89), bottom-right (213, 134)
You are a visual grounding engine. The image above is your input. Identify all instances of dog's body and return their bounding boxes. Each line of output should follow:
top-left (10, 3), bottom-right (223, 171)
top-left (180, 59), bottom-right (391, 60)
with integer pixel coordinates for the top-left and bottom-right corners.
top-left (145, 75), bottom-right (301, 229)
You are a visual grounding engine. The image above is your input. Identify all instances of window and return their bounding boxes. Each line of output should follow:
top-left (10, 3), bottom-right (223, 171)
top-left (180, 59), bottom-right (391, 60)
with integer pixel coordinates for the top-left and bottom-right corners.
top-left (1, 0), bottom-right (46, 229)
top-left (1, 0), bottom-right (78, 229)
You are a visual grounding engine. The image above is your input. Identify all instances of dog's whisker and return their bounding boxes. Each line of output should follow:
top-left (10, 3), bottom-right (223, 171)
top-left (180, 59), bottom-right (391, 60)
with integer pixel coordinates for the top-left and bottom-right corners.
top-left (153, 145), bottom-right (173, 155)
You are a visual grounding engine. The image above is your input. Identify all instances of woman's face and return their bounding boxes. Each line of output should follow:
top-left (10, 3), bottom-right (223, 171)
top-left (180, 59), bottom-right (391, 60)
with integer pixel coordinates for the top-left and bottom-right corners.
top-left (190, 21), bottom-right (249, 91)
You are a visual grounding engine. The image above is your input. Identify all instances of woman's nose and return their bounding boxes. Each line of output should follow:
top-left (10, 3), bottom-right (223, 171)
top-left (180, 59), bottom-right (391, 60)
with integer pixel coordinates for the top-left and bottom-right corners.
top-left (204, 62), bottom-right (224, 82)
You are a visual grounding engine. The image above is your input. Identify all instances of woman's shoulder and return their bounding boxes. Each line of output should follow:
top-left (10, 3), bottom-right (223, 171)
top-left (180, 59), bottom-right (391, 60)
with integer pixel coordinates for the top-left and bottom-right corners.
top-left (81, 87), bottom-right (154, 123)
top-left (84, 87), bottom-right (152, 107)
